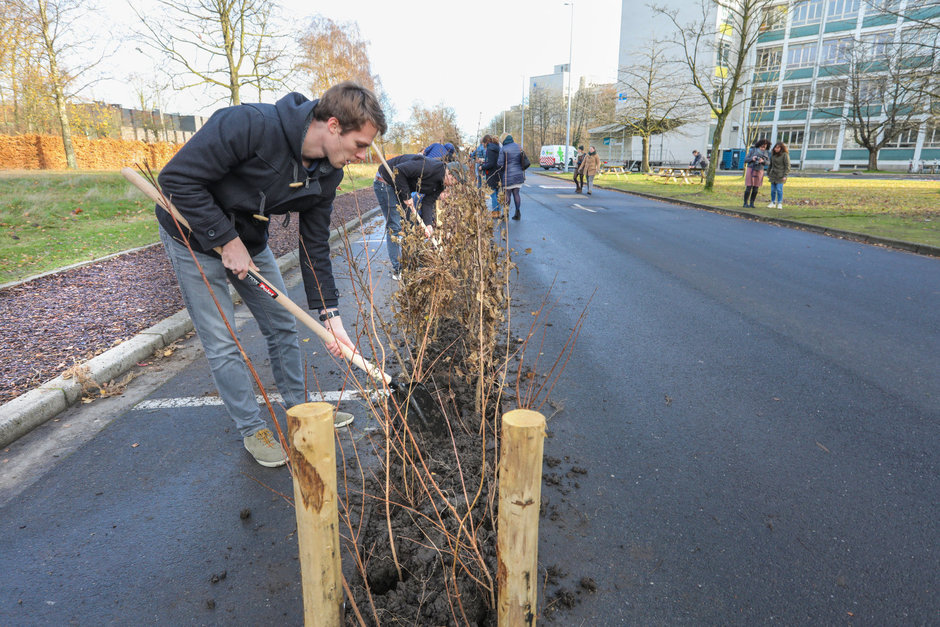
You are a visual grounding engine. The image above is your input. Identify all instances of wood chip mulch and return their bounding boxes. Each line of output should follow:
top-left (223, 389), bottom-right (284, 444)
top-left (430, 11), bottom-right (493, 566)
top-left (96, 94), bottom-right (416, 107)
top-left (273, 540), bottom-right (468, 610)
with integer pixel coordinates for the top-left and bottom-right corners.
top-left (0, 187), bottom-right (377, 406)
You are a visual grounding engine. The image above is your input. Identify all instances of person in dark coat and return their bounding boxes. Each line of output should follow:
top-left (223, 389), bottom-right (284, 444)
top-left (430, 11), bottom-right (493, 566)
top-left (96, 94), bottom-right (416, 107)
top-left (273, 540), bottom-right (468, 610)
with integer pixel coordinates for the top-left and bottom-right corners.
top-left (157, 82), bottom-right (386, 467)
top-left (574, 146), bottom-right (585, 193)
top-left (373, 154), bottom-right (457, 278)
top-left (743, 138), bottom-right (771, 208)
top-left (480, 135), bottom-right (502, 212)
top-left (497, 133), bottom-right (525, 220)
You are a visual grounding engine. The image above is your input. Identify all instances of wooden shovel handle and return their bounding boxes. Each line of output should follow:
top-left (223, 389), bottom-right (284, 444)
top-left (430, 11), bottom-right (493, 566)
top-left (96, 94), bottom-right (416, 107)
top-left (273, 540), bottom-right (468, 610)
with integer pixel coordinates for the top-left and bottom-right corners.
top-left (120, 166), bottom-right (393, 386)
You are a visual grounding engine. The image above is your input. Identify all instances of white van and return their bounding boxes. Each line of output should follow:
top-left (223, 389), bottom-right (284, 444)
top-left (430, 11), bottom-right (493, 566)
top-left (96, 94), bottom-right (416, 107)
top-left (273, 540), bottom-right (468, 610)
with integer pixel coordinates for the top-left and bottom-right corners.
top-left (538, 145), bottom-right (577, 170)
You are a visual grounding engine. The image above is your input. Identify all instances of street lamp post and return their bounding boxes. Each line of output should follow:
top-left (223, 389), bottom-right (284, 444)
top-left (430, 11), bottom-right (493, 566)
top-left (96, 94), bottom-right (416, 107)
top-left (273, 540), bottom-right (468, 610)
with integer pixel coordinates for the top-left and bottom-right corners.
top-left (564, 1), bottom-right (574, 173)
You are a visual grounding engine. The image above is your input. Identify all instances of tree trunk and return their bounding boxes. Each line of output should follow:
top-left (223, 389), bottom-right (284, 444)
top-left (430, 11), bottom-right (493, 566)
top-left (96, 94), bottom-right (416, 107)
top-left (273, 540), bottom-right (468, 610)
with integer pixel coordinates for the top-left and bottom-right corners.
top-left (704, 116), bottom-right (728, 191)
top-left (641, 135), bottom-right (651, 173)
top-left (868, 149), bottom-right (878, 171)
top-left (53, 89), bottom-right (77, 170)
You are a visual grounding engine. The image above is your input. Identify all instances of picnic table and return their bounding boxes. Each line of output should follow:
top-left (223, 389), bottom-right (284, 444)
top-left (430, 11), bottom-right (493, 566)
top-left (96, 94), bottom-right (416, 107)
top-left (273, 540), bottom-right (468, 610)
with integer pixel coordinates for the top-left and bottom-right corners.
top-left (600, 164), bottom-right (626, 178)
top-left (648, 166), bottom-right (704, 184)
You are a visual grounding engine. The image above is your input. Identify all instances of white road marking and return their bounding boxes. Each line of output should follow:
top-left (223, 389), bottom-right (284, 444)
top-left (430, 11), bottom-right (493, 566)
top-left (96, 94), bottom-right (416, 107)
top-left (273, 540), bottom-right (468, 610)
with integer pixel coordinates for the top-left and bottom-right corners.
top-left (572, 204), bottom-right (597, 213)
top-left (539, 185), bottom-right (575, 189)
top-left (134, 390), bottom-right (366, 410)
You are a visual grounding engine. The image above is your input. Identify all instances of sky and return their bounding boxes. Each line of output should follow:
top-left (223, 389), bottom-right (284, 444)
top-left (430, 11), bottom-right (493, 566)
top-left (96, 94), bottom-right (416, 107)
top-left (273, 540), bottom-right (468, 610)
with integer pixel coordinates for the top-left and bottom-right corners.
top-left (87, 0), bottom-right (623, 140)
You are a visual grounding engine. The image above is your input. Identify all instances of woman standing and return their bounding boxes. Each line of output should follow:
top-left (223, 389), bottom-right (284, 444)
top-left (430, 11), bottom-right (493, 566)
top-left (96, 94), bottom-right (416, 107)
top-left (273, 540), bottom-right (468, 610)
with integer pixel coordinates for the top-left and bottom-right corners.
top-left (480, 134), bottom-right (502, 214)
top-left (579, 146), bottom-right (601, 195)
top-left (497, 133), bottom-right (525, 220)
top-left (743, 138), bottom-right (771, 208)
top-left (766, 142), bottom-right (791, 209)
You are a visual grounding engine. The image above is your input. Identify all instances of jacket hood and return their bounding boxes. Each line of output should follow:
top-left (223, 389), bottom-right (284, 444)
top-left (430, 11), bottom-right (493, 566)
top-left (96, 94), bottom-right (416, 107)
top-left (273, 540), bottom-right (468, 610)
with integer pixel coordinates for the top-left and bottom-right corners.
top-left (274, 92), bottom-right (319, 164)
top-left (503, 135), bottom-right (514, 145)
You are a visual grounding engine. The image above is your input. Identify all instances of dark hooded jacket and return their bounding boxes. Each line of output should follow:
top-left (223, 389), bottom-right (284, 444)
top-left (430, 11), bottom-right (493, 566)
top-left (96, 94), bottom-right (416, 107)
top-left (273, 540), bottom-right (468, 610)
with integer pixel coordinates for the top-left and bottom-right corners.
top-left (480, 141), bottom-right (502, 191)
top-left (377, 154), bottom-right (448, 226)
top-left (157, 93), bottom-right (343, 309)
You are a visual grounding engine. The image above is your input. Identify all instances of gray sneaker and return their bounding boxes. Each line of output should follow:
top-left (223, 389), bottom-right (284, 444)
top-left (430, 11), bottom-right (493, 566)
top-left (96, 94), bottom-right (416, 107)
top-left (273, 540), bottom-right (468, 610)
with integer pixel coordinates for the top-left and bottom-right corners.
top-left (243, 428), bottom-right (287, 467)
top-left (334, 411), bottom-right (355, 428)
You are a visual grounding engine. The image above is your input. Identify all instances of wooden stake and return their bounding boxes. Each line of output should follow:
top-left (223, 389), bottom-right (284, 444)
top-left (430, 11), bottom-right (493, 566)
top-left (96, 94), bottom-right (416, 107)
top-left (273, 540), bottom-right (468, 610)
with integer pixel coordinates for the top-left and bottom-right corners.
top-left (497, 409), bottom-right (547, 626)
top-left (288, 402), bottom-right (343, 626)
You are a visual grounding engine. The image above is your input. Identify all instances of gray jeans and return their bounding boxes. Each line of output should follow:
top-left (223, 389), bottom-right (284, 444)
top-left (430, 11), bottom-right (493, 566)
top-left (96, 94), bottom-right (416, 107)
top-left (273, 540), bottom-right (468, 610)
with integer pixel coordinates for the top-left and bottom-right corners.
top-left (159, 227), bottom-right (307, 437)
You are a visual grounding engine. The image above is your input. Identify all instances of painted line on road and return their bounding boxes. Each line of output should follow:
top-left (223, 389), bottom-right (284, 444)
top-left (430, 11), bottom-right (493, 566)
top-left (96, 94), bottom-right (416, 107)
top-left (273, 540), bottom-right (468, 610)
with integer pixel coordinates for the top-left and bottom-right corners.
top-left (134, 390), bottom-right (367, 410)
top-left (572, 204), bottom-right (597, 213)
top-left (539, 185), bottom-right (575, 189)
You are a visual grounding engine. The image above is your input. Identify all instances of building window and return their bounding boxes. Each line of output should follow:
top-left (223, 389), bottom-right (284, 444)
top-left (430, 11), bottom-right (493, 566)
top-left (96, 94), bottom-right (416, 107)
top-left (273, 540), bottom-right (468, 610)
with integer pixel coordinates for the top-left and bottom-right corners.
top-left (820, 37), bottom-right (853, 65)
top-left (923, 123), bottom-right (940, 147)
top-left (807, 125), bottom-right (841, 148)
top-left (761, 5), bottom-right (787, 31)
top-left (780, 84), bottom-right (812, 109)
top-left (827, 0), bottom-right (861, 21)
top-left (756, 46), bottom-right (783, 72)
top-left (861, 31), bottom-right (894, 59)
top-left (885, 124), bottom-right (920, 148)
top-left (751, 87), bottom-right (778, 110)
top-left (791, 0), bottom-right (824, 26)
top-left (754, 126), bottom-right (773, 143)
top-left (776, 125), bottom-right (805, 149)
top-left (869, 0), bottom-right (901, 15)
top-left (787, 42), bottom-right (819, 69)
top-left (717, 40), bottom-right (733, 69)
top-left (816, 82), bottom-right (846, 107)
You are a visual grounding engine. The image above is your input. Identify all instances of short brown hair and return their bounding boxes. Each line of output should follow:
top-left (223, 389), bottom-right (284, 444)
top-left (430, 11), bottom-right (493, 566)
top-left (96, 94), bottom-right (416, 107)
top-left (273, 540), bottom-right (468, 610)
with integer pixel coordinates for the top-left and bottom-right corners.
top-left (772, 141), bottom-right (788, 154)
top-left (313, 81), bottom-right (387, 135)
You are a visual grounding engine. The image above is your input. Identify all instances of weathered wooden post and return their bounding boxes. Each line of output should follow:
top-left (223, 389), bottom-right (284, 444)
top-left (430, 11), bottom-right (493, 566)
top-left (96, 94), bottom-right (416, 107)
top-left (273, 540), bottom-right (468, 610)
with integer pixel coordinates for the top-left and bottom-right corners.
top-left (497, 409), bottom-right (547, 626)
top-left (288, 402), bottom-right (343, 626)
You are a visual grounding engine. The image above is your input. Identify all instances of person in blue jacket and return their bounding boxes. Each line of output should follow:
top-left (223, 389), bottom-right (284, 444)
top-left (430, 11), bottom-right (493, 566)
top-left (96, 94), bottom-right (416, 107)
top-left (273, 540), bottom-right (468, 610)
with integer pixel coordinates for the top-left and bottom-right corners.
top-left (157, 82), bottom-right (386, 467)
top-left (421, 142), bottom-right (456, 161)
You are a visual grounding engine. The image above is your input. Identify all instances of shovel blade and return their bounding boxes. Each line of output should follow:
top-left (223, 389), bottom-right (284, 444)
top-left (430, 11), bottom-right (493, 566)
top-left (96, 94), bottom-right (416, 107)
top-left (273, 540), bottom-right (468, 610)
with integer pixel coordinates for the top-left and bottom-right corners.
top-left (390, 378), bottom-right (447, 437)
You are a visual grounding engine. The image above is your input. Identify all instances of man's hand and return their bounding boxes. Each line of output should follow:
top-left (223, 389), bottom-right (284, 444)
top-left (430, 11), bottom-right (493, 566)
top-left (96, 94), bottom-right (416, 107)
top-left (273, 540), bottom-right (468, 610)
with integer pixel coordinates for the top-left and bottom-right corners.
top-left (221, 237), bottom-right (256, 280)
top-left (424, 224), bottom-right (434, 239)
top-left (322, 314), bottom-right (356, 358)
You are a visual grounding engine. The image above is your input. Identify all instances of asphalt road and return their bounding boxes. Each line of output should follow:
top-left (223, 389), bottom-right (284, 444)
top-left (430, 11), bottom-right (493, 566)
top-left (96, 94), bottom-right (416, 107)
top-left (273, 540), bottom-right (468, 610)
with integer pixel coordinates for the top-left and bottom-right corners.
top-left (1, 177), bottom-right (937, 624)
top-left (509, 173), bottom-right (938, 623)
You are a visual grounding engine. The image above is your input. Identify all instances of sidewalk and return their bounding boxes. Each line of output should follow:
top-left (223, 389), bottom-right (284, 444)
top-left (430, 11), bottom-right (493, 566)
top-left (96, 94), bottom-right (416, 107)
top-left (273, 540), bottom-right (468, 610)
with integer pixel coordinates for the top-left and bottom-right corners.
top-left (0, 206), bottom-right (382, 448)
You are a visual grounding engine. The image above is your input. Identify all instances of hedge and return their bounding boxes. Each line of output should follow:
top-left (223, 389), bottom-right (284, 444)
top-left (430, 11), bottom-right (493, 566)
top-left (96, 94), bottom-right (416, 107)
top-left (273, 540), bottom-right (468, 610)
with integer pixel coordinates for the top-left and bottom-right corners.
top-left (0, 134), bottom-right (182, 170)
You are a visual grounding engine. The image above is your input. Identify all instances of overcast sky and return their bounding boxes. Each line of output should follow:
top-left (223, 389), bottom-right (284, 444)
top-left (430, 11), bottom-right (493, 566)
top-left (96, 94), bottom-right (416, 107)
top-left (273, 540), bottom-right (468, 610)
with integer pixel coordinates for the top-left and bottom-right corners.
top-left (90, 0), bottom-right (623, 138)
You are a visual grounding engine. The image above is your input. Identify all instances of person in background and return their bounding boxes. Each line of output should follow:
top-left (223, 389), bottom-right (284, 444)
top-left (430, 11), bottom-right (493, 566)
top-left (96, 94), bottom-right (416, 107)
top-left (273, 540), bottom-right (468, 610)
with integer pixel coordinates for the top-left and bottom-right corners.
top-left (579, 145), bottom-right (601, 195)
top-left (373, 154), bottom-right (458, 279)
top-left (743, 138), bottom-right (771, 208)
top-left (574, 146), bottom-right (586, 193)
top-left (422, 142), bottom-right (456, 161)
top-left (766, 141), bottom-right (791, 209)
top-left (473, 137), bottom-right (487, 186)
top-left (691, 150), bottom-right (704, 169)
top-left (497, 133), bottom-right (525, 220)
top-left (157, 81), bottom-right (386, 467)
top-left (480, 134), bottom-right (502, 215)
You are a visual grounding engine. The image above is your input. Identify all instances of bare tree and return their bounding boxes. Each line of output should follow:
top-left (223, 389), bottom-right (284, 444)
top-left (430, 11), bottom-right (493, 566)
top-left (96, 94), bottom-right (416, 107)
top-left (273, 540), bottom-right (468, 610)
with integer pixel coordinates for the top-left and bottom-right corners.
top-left (618, 42), bottom-right (698, 172)
top-left (829, 35), bottom-right (932, 170)
top-left (133, 0), bottom-right (289, 107)
top-left (410, 103), bottom-right (462, 149)
top-left (653, 0), bottom-right (775, 190)
top-left (296, 15), bottom-right (377, 97)
top-left (18, 0), bottom-right (108, 168)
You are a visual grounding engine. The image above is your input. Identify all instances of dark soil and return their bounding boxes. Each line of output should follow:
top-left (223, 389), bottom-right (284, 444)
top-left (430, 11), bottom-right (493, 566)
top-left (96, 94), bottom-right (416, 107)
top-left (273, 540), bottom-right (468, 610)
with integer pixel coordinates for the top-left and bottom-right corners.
top-left (0, 188), bottom-right (376, 406)
top-left (340, 323), bottom-right (500, 626)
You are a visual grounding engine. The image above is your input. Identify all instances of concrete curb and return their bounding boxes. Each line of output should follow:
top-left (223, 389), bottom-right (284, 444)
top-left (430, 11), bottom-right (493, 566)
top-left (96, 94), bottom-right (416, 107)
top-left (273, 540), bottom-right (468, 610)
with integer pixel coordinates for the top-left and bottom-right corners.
top-left (595, 184), bottom-right (940, 258)
top-left (0, 205), bottom-right (383, 448)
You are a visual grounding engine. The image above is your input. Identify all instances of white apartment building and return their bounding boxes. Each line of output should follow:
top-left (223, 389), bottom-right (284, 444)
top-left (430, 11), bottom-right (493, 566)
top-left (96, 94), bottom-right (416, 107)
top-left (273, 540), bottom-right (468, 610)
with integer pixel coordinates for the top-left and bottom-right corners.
top-left (615, 0), bottom-right (939, 171)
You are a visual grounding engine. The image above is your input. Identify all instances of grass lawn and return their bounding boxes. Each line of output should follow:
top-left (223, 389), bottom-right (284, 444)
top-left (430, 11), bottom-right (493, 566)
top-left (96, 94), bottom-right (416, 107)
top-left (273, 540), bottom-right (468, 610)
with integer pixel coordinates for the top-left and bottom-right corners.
top-left (547, 171), bottom-right (940, 249)
top-left (0, 163), bottom-right (379, 285)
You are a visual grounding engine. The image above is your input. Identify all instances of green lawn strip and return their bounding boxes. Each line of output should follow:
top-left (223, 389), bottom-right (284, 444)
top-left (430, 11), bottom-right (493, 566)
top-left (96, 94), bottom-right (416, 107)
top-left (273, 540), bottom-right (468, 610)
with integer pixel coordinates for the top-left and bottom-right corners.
top-left (0, 164), bottom-right (380, 285)
top-left (544, 171), bottom-right (940, 249)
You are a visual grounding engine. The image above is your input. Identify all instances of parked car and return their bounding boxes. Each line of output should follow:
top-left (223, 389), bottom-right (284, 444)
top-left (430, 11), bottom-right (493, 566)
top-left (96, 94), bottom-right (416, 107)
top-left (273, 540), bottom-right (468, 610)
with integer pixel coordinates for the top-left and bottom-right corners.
top-left (539, 145), bottom-right (577, 169)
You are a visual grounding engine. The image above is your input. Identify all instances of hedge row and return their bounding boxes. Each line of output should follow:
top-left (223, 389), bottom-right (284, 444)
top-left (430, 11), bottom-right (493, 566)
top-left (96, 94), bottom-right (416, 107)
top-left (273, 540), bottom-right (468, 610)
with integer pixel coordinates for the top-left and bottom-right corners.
top-left (0, 134), bottom-right (182, 170)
